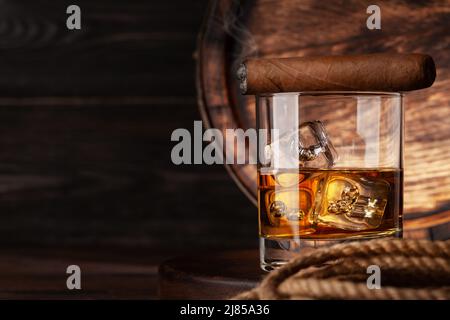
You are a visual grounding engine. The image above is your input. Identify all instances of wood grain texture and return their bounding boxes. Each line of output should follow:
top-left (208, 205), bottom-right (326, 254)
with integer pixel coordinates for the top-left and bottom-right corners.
top-left (0, 0), bottom-right (205, 96)
top-left (0, 0), bottom-right (262, 298)
top-left (0, 0), bottom-right (257, 250)
top-left (0, 100), bottom-right (256, 249)
top-left (0, 246), bottom-right (169, 299)
top-left (197, 0), bottom-right (450, 239)
top-left (158, 250), bottom-right (263, 300)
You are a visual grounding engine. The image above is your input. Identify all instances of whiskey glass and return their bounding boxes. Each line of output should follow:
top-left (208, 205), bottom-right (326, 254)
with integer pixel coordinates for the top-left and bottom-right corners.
top-left (257, 92), bottom-right (403, 271)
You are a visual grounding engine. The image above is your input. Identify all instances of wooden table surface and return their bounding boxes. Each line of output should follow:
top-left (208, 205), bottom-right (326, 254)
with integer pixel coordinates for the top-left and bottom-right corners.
top-left (0, 246), bottom-right (172, 299)
top-left (0, 247), bottom-right (262, 299)
top-left (159, 250), bottom-right (263, 300)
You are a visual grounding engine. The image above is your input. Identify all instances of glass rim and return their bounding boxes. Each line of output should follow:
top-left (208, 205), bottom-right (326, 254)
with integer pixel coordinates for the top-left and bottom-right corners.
top-left (256, 91), bottom-right (402, 98)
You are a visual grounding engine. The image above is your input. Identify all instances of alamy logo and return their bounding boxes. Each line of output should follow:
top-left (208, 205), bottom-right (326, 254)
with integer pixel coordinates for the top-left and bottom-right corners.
top-left (366, 5), bottom-right (381, 30)
top-left (171, 121), bottom-right (274, 165)
top-left (66, 5), bottom-right (81, 30)
top-left (66, 265), bottom-right (81, 290)
top-left (366, 265), bottom-right (381, 289)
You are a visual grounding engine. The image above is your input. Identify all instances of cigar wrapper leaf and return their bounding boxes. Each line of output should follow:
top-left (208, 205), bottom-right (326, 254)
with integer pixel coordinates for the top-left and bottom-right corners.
top-left (239, 53), bottom-right (436, 94)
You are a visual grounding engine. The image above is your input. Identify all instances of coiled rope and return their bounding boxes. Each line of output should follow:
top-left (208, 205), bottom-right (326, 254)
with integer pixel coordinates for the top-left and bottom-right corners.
top-left (233, 239), bottom-right (450, 300)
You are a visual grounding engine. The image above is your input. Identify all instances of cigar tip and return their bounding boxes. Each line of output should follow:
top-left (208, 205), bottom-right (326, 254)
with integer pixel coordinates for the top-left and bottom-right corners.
top-left (422, 54), bottom-right (436, 88)
top-left (237, 63), bottom-right (248, 94)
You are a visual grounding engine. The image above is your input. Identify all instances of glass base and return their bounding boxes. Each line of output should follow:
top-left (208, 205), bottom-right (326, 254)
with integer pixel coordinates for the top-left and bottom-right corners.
top-left (260, 231), bottom-right (402, 272)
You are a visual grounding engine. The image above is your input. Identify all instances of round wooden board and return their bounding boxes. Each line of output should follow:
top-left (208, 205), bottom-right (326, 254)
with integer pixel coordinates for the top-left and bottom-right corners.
top-left (197, 0), bottom-right (450, 239)
top-left (158, 250), bottom-right (263, 299)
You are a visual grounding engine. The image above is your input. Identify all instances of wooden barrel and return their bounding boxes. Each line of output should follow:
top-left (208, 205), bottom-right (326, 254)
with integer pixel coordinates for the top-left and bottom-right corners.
top-left (196, 0), bottom-right (450, 239)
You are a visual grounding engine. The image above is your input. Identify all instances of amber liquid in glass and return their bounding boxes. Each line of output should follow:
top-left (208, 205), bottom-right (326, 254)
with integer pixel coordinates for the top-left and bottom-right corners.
top-left (258, 168), bottom-right (403, 240)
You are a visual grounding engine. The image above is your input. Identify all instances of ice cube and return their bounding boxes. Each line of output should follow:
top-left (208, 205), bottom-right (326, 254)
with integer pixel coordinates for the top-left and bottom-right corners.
top-left (265, 187), bottom-right (313, 226)
top-left (264, 120), bottom-right (338, 169)
top-left (317, 174), bottom-right (390, 231)
top-left (293, 121), bottom-right (338, 168)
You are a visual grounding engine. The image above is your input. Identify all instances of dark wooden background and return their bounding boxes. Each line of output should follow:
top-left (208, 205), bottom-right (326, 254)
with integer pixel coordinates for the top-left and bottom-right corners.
top-left (0, 0), bottom-right (256, 299)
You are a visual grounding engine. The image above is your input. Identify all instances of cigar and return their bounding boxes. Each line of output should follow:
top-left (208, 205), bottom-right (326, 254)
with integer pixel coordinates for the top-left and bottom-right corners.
top-left (238, 53), bottom-right (436, 94)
